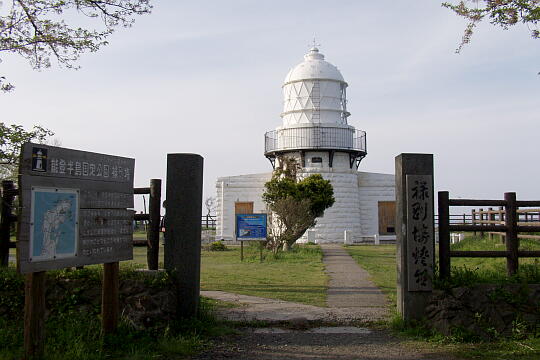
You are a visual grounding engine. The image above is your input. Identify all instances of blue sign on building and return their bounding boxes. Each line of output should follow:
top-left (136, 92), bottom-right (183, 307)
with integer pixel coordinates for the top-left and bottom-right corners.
top-left (236, 214), bottom-right (267, 240)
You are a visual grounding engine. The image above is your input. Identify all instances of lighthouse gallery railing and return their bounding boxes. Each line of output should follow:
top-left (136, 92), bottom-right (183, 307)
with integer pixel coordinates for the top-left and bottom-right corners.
top-left (264, 126), bottom-right (366, 154)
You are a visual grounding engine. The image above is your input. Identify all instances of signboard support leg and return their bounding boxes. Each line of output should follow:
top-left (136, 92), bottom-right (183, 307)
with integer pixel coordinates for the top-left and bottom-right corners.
top-left (24, 271), bottom-right (46, 359)
top-left (260, 241), bottom-right (263, 263)
top-left (240, 241), bottom-right (244, 261)
top-left (101, 262), bottom-right (119, 334)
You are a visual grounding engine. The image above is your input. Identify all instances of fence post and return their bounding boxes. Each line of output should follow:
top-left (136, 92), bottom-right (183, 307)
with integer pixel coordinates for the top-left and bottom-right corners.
top-left (472, 209), bottom-right (476, 237)
top-left (488, 207), bottom-right (494, 241)
top-left (462, 213), bottom-right (466, 225)
top-left (504, 192), bottom-right (518, 276)
top-left (0, 180), bottom-right (15, 267)
top-left (479, 208), bottom-right (484, 237)
top-left (438, 191), bottom-right (450, 280)
top-left (147, 179), bottom-right (162, 271)
top-left (499, 206), bottom-right (505, 244)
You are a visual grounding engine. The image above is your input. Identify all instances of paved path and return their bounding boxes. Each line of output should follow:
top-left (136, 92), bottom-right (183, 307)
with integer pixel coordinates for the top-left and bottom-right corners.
top-left (197, 246), bottom-right (462, 359)
top-left (322, 244), bottom-right (388, 312)
top-left (201, 244), bottom-right (388, 323)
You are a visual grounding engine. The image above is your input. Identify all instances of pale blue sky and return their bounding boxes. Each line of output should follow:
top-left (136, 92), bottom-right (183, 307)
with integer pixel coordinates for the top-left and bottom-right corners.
top-left (1, 1), bottom-right (539, 212)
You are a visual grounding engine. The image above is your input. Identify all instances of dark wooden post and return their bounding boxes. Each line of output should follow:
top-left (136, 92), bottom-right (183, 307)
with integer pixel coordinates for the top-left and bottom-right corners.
top-left (24, 271), bottom-right (46, 359)
top-left (0, 180), bottom-right (16, 266)
top-left (488, 207), bottom-right (494, 241)
top-left (472, 209), bottom-right (476, 236)
top-left (101, 262), bottom-right (119, 334)
top-left (164, 154), bottom-right (203, 318)
top-left (240, 241), bottom-right (244, 261)
top-left (462, 213), bottom-right (466, 225)
top-left (438, 191), bottom-right (450, 280)
top-left (395, 153), bottom-right (434, 321)
top-left (499, 206), bottom-right (505, 243)
top-left (505, 192), bottom-right (518, 276)
top-left (147, 179), bottom-right (162, 270)
top-left (479, 208), bottom-right (484, 238)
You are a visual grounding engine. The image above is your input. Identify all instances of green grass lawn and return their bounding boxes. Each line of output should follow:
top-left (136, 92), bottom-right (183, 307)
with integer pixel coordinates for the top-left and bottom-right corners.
top-left (127, 243), bottom-right (327, 307)
top-left (451, 233), bottom-right (540, 274)
top-left (11, 238), bottom-right (327, 307)
top-left (200, 244), bottom-right (327, 307)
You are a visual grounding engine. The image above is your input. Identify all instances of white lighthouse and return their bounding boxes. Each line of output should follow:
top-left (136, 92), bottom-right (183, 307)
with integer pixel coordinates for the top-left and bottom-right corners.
top-left (264, 46), bottom-right (367, 243)
top-left (216, 47), bottom-right (396, 244)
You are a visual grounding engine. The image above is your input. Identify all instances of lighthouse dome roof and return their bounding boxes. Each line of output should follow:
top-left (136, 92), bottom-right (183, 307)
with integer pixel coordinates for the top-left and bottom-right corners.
top-left (283, 47), bottom-right (345, 85)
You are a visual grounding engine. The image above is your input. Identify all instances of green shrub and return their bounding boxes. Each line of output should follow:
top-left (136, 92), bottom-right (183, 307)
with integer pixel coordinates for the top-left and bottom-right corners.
top-left (208, 241), bottom-right (227, 251)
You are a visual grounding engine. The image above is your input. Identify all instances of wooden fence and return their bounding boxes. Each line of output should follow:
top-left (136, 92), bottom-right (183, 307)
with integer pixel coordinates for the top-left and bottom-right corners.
top-left (438, 191), bottom-right (540, 278)
top-left (0, 179), bottom-right (162, 270)
top-left (471, 207), bottom-right (540, 240)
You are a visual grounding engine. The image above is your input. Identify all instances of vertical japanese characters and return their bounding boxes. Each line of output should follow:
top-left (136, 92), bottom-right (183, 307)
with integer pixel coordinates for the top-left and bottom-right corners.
top-left (406, 175), bottom-right (434, 291)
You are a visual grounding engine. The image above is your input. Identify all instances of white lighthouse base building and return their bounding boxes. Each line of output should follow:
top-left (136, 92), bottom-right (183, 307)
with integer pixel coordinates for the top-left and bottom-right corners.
top-left (215, 46), bottom-right (397, 244)
top-left (215, 170), bottom-right (396, 244)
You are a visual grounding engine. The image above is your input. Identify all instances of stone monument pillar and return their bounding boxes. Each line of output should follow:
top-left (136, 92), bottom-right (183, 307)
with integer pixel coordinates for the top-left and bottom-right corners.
top-left (395, 153), bottom-right (434, 321)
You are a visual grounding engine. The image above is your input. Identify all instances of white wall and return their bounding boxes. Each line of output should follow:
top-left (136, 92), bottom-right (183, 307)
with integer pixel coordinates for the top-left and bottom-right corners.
top-left (215, 169), bottom-right (396, 243)
top-left (215, 172), bottom-right (272, 241)
top-left (357, 171), bottom-right (396, 239)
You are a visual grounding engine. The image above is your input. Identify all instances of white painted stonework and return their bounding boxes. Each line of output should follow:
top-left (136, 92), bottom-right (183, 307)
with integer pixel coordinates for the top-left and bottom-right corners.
top-left (216, 173), bottom-right (272, 241)
top-left (215, 170), bottom-right (395, 243)
top-left (214, 47), bottom-right (396, 243)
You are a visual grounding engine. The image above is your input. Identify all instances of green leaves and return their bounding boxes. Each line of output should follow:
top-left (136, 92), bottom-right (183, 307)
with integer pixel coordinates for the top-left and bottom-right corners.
top-left (0, 122), bottom-right (53, 165)
top-left (0, 0), bottom-right (152, 90)
top-left (262, 158), bottom-right (335, 250)
top-left (297, 174), bottom-right (335, 218)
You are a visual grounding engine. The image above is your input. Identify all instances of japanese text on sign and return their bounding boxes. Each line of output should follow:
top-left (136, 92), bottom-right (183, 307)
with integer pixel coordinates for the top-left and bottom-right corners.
top-left (406, 175), bottom-right (434, 291)
top-left (236, 214), bottom-right (267, 240)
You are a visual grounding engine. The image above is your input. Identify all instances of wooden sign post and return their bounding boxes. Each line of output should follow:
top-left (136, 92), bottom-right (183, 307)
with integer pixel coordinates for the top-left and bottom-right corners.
top-left (17, 143), bottom-right (135, 357)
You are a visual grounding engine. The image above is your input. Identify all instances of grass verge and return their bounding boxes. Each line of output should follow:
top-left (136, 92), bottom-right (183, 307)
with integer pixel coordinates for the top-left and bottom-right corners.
top-left (344, 242), bottom-right (540, 360)
top-left (0, 266), bottom-right (233, 360)
top-left (127, 243), bottom-right (327, 307)
top-left (200, 243), bottom-right (327, 307)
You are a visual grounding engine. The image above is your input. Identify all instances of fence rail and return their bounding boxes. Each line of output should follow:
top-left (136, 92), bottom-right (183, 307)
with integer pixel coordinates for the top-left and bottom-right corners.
top-left (201, 214), bottom-right (216, 229)
top-left (438, 191), bottom-right (540, 279)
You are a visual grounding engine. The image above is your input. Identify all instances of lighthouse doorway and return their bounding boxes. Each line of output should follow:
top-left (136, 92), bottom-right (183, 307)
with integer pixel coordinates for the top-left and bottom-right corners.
top-left (235, 201), bottom-right (253, 215)
top-left (378, 201), bottom-right (396, 235)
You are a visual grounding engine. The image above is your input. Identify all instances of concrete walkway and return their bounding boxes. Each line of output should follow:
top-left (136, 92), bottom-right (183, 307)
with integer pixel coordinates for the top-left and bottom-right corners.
top-left (201, 244), bottom-right (389, 323)
top-left (322, 244), bottom-right (388, 310)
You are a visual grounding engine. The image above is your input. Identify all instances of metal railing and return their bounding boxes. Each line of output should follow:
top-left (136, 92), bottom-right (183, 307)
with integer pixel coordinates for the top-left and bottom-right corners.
top-left (264, 126), bottom-right (366, 154)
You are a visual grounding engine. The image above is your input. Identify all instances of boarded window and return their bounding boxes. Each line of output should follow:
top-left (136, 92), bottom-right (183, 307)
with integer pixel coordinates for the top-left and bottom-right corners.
top-left (378, 201), bottom-right (396, 235)
top-left (235, 202), bottom-right (253, 214)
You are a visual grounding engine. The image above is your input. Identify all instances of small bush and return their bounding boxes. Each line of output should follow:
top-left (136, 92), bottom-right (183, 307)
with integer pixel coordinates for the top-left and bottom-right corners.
top-left (208, 241), bottom-right (227, 251)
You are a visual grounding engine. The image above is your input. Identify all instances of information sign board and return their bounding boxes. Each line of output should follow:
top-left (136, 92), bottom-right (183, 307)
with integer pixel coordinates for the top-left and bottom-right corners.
top-left (236, 214), bottom-right (267, 241)
top-left (18, 143), bottom-right (135, 273)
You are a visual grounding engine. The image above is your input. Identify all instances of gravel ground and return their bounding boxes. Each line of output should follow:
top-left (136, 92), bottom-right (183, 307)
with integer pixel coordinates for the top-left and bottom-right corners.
top-left (192, 327), bottom-right (461, 360)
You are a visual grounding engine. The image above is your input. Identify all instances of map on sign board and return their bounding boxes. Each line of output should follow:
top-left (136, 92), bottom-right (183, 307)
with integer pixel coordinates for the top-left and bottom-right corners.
top-left (236, 214), bottom-right (267, 240)
top-left (30, 188), bottom-right (79, 261)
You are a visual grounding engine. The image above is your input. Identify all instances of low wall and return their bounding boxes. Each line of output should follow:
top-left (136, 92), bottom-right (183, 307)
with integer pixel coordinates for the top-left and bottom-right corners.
top-left (426, 284), bottom-right (540, 339)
